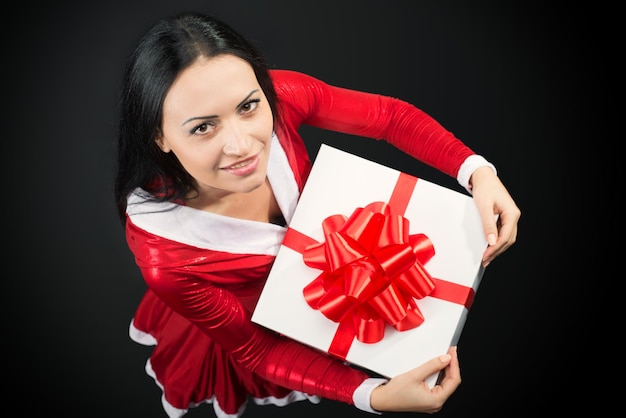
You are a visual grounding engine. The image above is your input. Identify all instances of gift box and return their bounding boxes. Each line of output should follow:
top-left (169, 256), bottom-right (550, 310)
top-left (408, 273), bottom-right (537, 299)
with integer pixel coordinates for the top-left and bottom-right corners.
top-left (252, 144), bottom-right (487, 387)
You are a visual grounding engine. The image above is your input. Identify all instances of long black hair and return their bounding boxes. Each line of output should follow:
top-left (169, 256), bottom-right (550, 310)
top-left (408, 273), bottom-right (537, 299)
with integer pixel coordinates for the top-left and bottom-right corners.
top-left (114, 11), bottom-right (279, 223)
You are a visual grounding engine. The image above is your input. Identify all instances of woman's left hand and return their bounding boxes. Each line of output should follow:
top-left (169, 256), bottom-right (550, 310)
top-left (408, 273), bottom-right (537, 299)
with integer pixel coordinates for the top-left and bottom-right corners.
top-left (468, 166), bottom-right (521, 267)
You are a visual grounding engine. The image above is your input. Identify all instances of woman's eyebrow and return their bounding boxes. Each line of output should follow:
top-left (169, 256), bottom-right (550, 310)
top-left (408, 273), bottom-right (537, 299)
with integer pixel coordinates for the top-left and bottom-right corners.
top-left (182, 89), bottom-right (260, 126)
top-left (182, 114), bottom-right (217, 126)
top-left (237, 89), bottom-right (259, 108)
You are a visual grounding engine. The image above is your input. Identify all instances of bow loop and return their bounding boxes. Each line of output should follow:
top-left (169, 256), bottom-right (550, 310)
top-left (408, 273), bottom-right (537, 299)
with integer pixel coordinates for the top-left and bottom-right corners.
top-left (301, 202), bottom-right (436, 346)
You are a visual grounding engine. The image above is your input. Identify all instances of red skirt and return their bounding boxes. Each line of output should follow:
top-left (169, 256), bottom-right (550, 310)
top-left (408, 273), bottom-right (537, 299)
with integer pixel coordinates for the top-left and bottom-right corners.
top-left (129, 289), bottom-right (320, 417)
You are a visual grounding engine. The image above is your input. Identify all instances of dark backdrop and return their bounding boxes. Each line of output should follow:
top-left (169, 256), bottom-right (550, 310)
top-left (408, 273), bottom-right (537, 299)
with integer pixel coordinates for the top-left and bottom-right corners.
top-left (9, 1), bottom-right (591, 416)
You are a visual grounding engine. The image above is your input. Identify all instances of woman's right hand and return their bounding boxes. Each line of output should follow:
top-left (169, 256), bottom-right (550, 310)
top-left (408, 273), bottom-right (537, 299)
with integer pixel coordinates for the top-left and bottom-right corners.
top-left (370, 346), bottom-right (461, 414)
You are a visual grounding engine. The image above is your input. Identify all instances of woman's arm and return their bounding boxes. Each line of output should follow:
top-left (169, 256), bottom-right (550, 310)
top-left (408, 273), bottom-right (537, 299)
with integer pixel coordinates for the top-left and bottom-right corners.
top-left (273, 69), bottom-right (520, 265)
top-left (272, 69), bottom-right (475, 179)
top-left (127, 219), bottom-right (370, 405)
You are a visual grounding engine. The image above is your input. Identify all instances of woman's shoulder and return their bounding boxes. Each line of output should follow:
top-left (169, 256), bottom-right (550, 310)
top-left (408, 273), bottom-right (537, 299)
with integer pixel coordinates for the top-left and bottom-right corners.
top-left (270, 69), bottom-right (327, 94)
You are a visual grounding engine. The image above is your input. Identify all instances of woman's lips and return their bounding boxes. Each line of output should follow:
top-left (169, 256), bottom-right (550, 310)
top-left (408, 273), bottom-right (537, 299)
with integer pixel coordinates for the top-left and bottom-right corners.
top-left (222, 153), bottom-right (260, 176)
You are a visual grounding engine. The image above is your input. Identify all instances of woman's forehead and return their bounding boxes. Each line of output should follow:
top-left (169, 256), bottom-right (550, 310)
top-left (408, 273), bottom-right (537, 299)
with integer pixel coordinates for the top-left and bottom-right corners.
top-left (163, 55), bottom-right (260, 117)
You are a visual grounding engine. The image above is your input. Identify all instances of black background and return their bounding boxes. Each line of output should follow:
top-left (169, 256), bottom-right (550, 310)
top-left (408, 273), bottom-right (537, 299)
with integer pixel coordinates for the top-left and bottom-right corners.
top-left (9, 1), bottom-right (594, 416)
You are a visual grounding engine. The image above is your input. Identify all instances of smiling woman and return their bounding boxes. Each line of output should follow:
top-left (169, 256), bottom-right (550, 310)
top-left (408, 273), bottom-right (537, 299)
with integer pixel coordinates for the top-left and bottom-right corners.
top-left (114, 10), bottom-right (520, 418)
top-left (155, 55), bottom-right (276, 216)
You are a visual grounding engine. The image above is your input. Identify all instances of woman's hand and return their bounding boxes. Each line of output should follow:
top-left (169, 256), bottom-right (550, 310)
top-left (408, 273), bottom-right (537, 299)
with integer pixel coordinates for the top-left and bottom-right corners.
top-left (469, 166), bottom-right (521, 267)
top-left (370, 346), bottom-right (461, 413)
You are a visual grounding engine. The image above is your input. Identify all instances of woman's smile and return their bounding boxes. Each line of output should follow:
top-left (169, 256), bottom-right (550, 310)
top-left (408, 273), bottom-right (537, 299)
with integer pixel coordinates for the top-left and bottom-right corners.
top-left (222, 153), bottom-right (261, 176)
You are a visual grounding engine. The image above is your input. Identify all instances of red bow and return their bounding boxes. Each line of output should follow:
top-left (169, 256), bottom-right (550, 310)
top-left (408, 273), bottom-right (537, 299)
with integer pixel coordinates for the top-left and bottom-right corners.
top-left (302, 201), bottom-right (436, 348)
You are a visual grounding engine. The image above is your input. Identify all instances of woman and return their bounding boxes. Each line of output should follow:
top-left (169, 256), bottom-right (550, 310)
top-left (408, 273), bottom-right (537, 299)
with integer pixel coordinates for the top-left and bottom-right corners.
top-left (115, 11), bottom-right (520, 418)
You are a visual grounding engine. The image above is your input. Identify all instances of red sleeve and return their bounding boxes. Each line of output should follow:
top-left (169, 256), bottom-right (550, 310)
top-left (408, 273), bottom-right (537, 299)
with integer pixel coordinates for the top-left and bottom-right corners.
top-left (127, 220), bottom-right (369, 404)
top-left (272, 69), bottom-right (475, 179)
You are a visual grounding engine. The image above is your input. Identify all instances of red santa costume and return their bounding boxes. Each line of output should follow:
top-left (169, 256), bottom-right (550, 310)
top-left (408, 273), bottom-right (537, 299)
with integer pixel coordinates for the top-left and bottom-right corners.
top-left (126, 70), bottom-right (487, 417)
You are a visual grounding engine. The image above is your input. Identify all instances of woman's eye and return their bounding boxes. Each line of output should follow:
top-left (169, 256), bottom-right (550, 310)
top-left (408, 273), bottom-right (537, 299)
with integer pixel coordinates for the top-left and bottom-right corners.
top-left (240, 99), bottom-right (260, 114)
top-left (192, 122), bottom-right (214, 135)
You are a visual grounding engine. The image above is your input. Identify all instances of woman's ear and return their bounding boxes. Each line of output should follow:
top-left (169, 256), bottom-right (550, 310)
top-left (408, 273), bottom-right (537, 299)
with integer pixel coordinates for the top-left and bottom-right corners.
top-left (155, 131), bottom-right (171, 153)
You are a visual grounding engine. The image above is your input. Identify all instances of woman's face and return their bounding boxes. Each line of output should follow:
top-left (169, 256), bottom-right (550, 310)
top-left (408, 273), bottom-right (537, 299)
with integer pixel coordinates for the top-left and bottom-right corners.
top-left (157, 54), bottom-right (274, 200)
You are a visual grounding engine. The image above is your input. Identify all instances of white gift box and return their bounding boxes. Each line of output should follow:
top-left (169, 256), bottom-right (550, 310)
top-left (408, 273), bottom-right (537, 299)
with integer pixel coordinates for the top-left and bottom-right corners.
top-left (252, 144), bottom-right (487, 387)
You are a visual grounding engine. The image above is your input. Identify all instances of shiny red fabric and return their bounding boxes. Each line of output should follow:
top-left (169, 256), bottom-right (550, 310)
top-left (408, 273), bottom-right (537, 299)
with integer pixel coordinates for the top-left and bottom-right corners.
top-left (129, 223), bottom-right (365, 414)
top-left (127, 69), bottom-right (477, 416)
top-left (271, 69), bottom-right (474, 189)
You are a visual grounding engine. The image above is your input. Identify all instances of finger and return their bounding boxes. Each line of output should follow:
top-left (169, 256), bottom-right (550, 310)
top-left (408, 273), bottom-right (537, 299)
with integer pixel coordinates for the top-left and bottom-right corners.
top-left (487, 210), bottom-right (518, 257)
top-left (435, 347), bottom-right (461, 394)
top-left (407, 350), bottom-right (454, 383)
top-left (479, 209), bottom-right (500, 266)
top-left (475, 200), bottom-right (499, 248)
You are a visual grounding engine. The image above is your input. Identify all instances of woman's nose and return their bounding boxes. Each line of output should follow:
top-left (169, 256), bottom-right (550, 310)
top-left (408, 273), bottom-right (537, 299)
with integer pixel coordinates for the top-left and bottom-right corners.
top-left (222, 123), bottom-right (250, 156)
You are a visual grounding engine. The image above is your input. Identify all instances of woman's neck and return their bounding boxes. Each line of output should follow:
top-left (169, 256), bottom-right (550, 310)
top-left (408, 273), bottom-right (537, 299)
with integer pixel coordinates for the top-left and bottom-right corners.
top-left (186, 178), bottom-right (284, 224)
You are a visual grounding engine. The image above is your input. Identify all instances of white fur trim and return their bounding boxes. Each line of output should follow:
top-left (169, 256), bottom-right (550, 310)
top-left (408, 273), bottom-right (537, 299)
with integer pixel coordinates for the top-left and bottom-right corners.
top-left (128, 319), bottom-right (157, 346)
top-left (126, 134), bottom-right (298, 255)
top-left (352, 378), bottom-right (388, 414)
top-left (456, 154), bottom-right (497, 194)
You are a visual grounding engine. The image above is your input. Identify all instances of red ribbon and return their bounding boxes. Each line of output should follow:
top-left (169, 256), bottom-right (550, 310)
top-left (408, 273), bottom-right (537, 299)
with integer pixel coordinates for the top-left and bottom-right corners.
top-left (282, 173), bottom-right (475, 360)
top-left (301, 201), bottom-right (435, 354)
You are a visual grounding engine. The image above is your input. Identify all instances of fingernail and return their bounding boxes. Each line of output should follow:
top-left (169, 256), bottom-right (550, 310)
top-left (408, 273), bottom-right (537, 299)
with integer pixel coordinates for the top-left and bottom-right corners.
top-left (487, 234), bottom-right (496, 246)
top-left (439, 354), bottom-right (451, 362)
